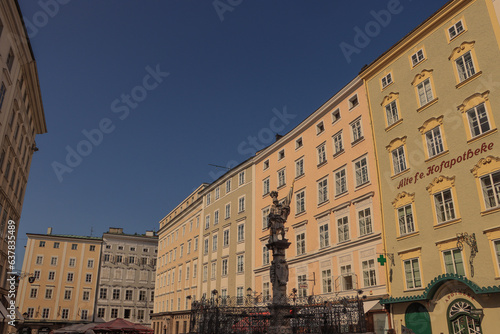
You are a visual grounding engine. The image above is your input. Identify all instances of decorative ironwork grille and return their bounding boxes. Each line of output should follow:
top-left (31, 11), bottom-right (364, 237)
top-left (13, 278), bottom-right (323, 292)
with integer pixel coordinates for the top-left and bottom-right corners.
top-left (189, 294), bottom-right (367, 334)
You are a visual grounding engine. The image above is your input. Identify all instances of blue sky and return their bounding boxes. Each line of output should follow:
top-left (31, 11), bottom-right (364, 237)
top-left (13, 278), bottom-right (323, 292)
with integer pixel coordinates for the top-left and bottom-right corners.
top-left (15, 0), bottom-right (448, 268)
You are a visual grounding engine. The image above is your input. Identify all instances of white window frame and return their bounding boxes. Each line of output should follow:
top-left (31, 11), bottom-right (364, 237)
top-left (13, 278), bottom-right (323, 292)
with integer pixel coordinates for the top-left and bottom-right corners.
top-left (480, 171), bottom-right (500, 209)
top-left (238, 196), bottom-right (245, 213)
top-left (295, 158), bottom-right (304, 177)
top-left (337, 216), bottom-right (349, 243)
top-left (381, 73), bottom-right (393, 88)
top-left (434, 189), bottom-right (456, 223)
top-left (278, 168), bottom-right (286, 188)
top-left (296, 232), bottom-right (306, 255)
top-left (385, 100), bottom-right (399, 126)
top-left (295, 137), bottom-right (303, 150)
top-left (237, 255), bottom-right (244, 273)
top-left (392, 146), bottom-right (407, 175)
top-left (417, 78), bottom-right (434, 106)
top-left (318, 177), bottom-right (328, 204)
top-left (319, 222), bottom-right (329, 248)
top-left (335, 167), bottom-right (348, 196)
top-left (425, 126), bottom-right (444, 158)
top-left (296, 190), bottom-right (305, 214)
top-left (263, 178), bottom-right (270, 195)
top-left (278, 149), bottom-right (285, 161)
top-left (354, 156), bottom-right (369, 187)
top-left (349, 94), bottom-right (359, 110)
top-left (455, 51), bottom-right (476, 82)
top-left (223, 229), bottom-right (230, 247)
top-left (321, 269), bottom-right (333, 294)
top-left (350, 118), bottom-right (363, 143)
top-left (237, 223), bottom-right (245, 242)
top-left (443, 249), bottom-right (466, 276)
top-left (317, 144), bottom-right (327, 165)
top-left (332, 109), bottom-right (341, 124)
top-left (226, 179), bottom-right (231, 193)
top-left (358, 207), bottom-right (373, 236)
top-left (398, 204), bottom-right (415, 236)
top-left (411, 49), bottom-right (425, 67)
top-left (466, 103), bottom-right (491, 139)
top-left (225, 203), bottom-right (231, 219)
top-left (404, 258), bottom-right (422, 289)
top-left (316, 121), bottom-right (325, 135)
top-left (362, 259), bottom-right (377, 287)
top-left (262, 207), bottom-right (270, 229)
top-left (239, 171), bottom-right (245, 186)
top-left (448, 20), bottom-right (464, 40)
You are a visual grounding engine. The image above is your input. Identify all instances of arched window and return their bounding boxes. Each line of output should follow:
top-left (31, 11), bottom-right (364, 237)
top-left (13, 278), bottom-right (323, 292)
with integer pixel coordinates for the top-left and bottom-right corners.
top-left (447, 299), bottom-right (482, 334)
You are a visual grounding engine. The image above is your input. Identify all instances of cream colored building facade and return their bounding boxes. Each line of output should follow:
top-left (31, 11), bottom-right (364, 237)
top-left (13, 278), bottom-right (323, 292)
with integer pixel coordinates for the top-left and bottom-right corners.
top-left (198, 159), bottom-right (254, 303)
top-left (253, 77), bottom-right (388, 333)
top-left (17, 231), bottom-right (102, 333)
top-left (152, 184), bottom-right (207, 334)
top-left (0, 1), bottom-right (46, 333)
top-left (361, 0), bottom-right (500, 333)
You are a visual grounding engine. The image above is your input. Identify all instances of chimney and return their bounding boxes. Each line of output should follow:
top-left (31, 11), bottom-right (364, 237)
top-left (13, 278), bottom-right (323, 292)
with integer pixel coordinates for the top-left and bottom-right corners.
top-left (275, 134), bottom-right (283, 142)
top-left (145, 231), bottom-right (154, 237)
top-left (47, 227), bottom-right (52, 235)
top-left (108, 227), bottom-right (124, 234)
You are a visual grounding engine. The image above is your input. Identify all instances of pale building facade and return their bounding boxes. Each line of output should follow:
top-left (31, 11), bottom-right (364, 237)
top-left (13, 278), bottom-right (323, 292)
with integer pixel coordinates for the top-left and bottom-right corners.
top-left (0, 2), bottom-right (47, 333)
top-left (17, 230), bottom-right (102, 334)
top-left (152, 184), bottom-right (208, 334)
top-left (198, 159), bottom-right (254, 303)
top-left (96, 227), bottom-right (157, 325)
top-left (253, 77), bottom-right (387, 332)
top-left (361, 0), bottom-right (500, 332)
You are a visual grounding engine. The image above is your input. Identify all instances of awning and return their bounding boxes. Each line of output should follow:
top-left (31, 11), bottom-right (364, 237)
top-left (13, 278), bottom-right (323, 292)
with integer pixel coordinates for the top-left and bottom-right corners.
top-left (363, 300), bottom-right (384, 313)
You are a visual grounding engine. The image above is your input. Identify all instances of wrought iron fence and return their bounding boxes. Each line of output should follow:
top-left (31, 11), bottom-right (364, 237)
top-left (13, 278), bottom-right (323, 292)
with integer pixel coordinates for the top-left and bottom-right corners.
top-left (189, 294), bottom-right (367, 334)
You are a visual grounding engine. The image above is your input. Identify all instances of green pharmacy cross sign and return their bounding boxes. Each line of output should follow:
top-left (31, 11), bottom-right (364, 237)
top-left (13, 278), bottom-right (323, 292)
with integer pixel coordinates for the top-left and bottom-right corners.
top-left (377, 254), bottom-right (387, 266)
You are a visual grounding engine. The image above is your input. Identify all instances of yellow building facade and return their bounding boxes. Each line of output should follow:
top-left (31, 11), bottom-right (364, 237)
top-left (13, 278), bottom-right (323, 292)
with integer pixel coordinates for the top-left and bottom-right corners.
top-left (361, 0), bottom-right (500, 333)
top-left (17, 231), bottom-right (102, 334)
top-left (152, 184), bottom-right (208, 334)
top-left (253, 77), bottom-right (388, 332)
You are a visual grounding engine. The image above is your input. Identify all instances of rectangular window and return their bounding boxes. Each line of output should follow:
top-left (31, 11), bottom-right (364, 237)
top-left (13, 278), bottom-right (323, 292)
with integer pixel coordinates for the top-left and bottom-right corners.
top-left (296, 190), bottom-right (305, 214)
top-left (494, 240), bottom-right (500, 271)
top-left (481, 171), bottom-right (500, 209)
top-left (296, 158), bottom-right (304, 177)
top-left (425, 126), bottom-right (445, 158)
top-left (354, 157), bottom-right (369, 186)
top-left (45, 288), bottom-right (53, 299)
top-left (398, 204), bottom-right (415, 235)
top-left (434, 189), bottom-right (456, 223)
top-left (194, 236), bottom-right (199, 251)
top-left (0, 83), bottom-right (6, 110)
top-left (99, 288), bottom-right (107, 299)
top-left (448, 20), bottom-right (464, 39)
top-left (225, 203), bottom-right (231, 219)
top-left (48, 271), bottom-right (55, 280)
top-left (33, 270), bottom-right (40, 280)
top-left (39, 241), bottom-right (45, 247)
top-left (351, 118), bottom-right (363, 142)
top-left (30, 288), bottom-right (38, 298)
top-left (317, 144), bottom-right (327, 165)
top-left (226, 179), bottom-right (231, 193)
top-left (443, 249), bottom-right (465, 275)
top-left (385, 101), bottom-right (399, 126)
top-left (212, 234), bottom-right (218, 251)
top-left (222, 258), bottom-right (228, 276)
top-left (6, 49), bottom-right (14, 72)
top-left (263, 178), bottom-right (270, 195)
top-left (97, 308), bottom-right (105, 318)
top-left (263, 246), bottom-right (270, 265)
top-left (466, 103), bottom-right (491, 138)
top-left (404, 259), bottom-right (422, 289)
top-left (349, 95), bottom-right (359, 109)
top-left (417, 78), bottom-right (434, 106)
top-left (262, 207), bottom-right (270, 229)
top-left (335, 168), bottom-right (347, 195)
top-left (337, 216), bottom-right (349, 242)
top-left (215, 187), bottom-right (220, 200)
top-left (237, 224), bottom-right (245, 241)
top-left (214, 210), bottom-right (219, 225)
top-left (83, 290), bottom-right (90, 301)
top-left (42, 308), bottom-right (50, 319)
top-left (363, 260), bottom-right (377, 287)
top-left (62, 308), bottom-right (69, 319)
top-left (333, 131), bottom-right (343, 155)
top-left (381, 73), bottom-right (393, 88)
top-left (278, 169), bottom-right (286, 187)
top-left (203, 265), bottom-right (208, 281)
top-left (358, 208), bottom-right (373, 236)
top-left (237, 287), bottom-right (244, 305)
top-left (205, 215), bottom-right (210, 229)
top-left (125, 290), bottom-right (133, 300)
top-left (113, 289), bottom-right (120, 300)
top-left (392, 146), bottom-right (407, 175)
top-left (322, 269), bottom-right (332, 293)
top-left (278, 149), bottom-right (285, 160)
top-left (67, 273), bottom-right (74, 282)
top-left (319, 223), bottom-right (329, 248)
top-left (411, 49), bottom-right (425, 67)
top-left (64, 289), bottom-right (72, 300)
top-left (263, 282), bottom-right (270, 301)
top-left (263, 160), bottom-right (269, 170)
top-left (111, 308), bottom-right (118, 318)
top-left (223, 229), bottom-right (229, 247)
top-left (295, 137), bottom-right (303, 149)
top-left (87, 259), bottom-right (94, 268)
top-left (318, 178), bottom-right (328, 204)
top-left (211, 262), bottom-right (217, 279)
top-left (332, 109), bottom-right (341, 123)
top-left (90, 245), bottom-right (95, 251)
top-left (239, 171), bottom-right (245, 185)
top-left (456, 52), bottom-right (476, 82)
top-left (316, 121), bottom-right (325, 135)
top-left (296, 233), bottom-right (306, 255)
top-left (71, 244), bottom-right (78, 250)
top-left (204, 238), bottom-right (209, 254)
top-left (298, 274), bottom-right (307, 297)
top-left (206, 193), bottom-right (211, 205)
top-left (54, 242), bottom-right (60, 249)
top-left (341, 265), bottom-right (353, 290)
top-left (237, 255), bottom-right (244, 273)
top-left (238, 197), bottom-right (245, 212)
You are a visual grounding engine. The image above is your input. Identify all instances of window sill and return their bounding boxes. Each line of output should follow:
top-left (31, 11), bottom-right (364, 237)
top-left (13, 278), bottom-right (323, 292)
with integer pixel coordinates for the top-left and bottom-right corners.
top-left (335, 191), bottom-right (349, 200)
top-left (397, 231), bottom-right (419, 241)
top-left (277, 184), bottom-right (286, 190)
top-left (354, 181), bottom-right (371, 191)
top-left (349, 104), bottom-right (359, 112)
top-left (434, 218), bottom-right (461, 229)
top-left (295, 173), bottom-right (305, 181)
top-left (337, 239), bottom-right (351, 245)
top-left (318, 200), bottom-right (330, 208)
top-left (481, 206), bottom-right (500, 217)
top-left (416, 98), bottom-right (439, 113)
top-left (448, 30), bottom-right (467, 44)
top-left (317, 161), bottom-right (328, 168)
top-left (466, 128), bottom-right (497, 145)
top-left (391, 168), bottom-right (411, 180)
top-left (403, 287), bottom-right (425, 293)
top-left (262, 192), bottom-right (270, 198)
top-left (333, 149), bottom-right (345, 158)
top-left (381, 81), bottom-right (394, 91)
top-left (425, 150), bottom-right (449, 164)
top-left (456, 71), bottom-right (482, 89)
top-left (351, 137), bottom-right (365, 148)
top-left (295, 211), bottom-right (306, 218)
top-left (385, 118), bottom-right (403, 132)
top-left (410, 58), bottom-right (427, 70)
